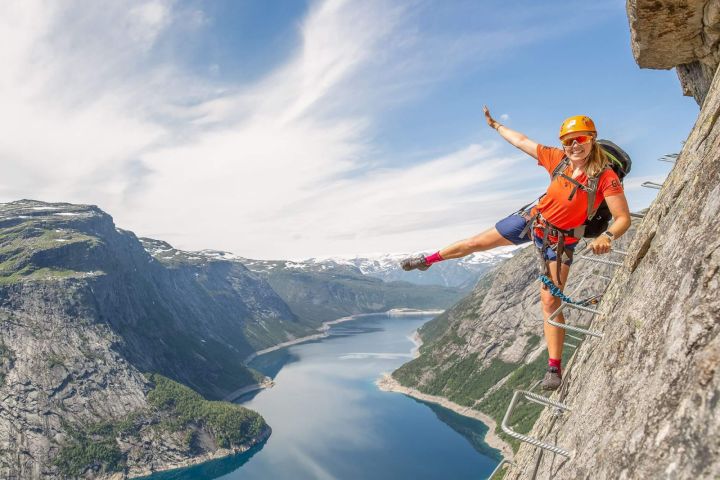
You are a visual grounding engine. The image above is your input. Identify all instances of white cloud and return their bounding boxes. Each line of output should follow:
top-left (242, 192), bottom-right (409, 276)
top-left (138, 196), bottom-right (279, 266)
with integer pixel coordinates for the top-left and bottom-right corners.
top-left (0, 0), bottom-right (556, 259)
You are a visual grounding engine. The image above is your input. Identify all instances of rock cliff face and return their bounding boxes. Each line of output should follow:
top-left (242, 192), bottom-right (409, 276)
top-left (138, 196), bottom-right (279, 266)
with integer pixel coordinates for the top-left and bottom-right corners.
top-left (628, 0), bottom-right (720, 105)
top-left (0, 201), bottom-right (283, 477)
top-left (503, 4), bottom-right (720, 478)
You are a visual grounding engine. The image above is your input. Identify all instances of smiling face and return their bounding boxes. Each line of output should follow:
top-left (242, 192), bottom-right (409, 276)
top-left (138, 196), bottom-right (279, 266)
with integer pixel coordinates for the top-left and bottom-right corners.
top-left (560, 131), bottom-right (595, 164)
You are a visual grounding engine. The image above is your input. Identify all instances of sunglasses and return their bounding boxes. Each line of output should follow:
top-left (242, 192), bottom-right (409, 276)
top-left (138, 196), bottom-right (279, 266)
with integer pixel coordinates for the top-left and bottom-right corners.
top-left (561, 135), bottom-right (594, 147)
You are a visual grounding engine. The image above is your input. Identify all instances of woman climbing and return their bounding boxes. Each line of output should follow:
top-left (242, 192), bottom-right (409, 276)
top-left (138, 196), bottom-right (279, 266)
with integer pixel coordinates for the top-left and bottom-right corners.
top-left (400, 107), bottom-right (631, 390)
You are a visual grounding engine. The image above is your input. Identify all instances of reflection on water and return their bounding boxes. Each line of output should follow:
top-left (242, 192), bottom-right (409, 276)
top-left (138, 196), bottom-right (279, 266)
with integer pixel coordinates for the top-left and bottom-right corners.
top-left (246, 348), bottom-right (302, 380)
top-left (137, 440), bottom-right (267, 480)
top-left (144, 314), bottom-right (500, 480)
top-left (421, 400), bottom-right (503, 461)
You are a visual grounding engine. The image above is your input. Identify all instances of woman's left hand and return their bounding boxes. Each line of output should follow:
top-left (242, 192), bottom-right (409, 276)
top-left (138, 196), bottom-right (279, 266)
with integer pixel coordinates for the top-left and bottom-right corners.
top-left (589, 235), bottom-right (611, 254)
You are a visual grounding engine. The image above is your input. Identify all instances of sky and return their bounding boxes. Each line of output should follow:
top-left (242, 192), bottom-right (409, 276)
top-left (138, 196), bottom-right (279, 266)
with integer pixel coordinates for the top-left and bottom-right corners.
top-left (0, 0), bottom-right (700, 260)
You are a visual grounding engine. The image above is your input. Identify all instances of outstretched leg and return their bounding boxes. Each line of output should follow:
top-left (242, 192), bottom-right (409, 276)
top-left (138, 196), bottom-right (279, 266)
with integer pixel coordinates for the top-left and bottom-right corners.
top-left (438, 227), bottom-right (514, 259)
top-left (401, 227), bottom-right (514, 271)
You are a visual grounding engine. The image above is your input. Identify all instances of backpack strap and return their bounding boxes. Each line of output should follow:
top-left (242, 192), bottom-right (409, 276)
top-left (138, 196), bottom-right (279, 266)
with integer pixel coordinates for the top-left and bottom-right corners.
top-left (553, 157), bottom-right (610, 222)
top-left (552, 157), bottom-right (588, 202)
top-left (585, 176), bottom-right (600, 219)
top-left (584, 166), bottom-right (610, 220)
top-left (551, 157), bottom-right (571, 180)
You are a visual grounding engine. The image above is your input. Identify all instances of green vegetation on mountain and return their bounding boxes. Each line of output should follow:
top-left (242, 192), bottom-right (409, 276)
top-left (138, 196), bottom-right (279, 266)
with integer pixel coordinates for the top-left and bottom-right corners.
top-left (0, 212), bottom-right (101, 284)
top-left (53, 416), bottom-right (140, 476)
top-left (53, 374), bottom-right (268, 477)
top-left (146, 373), bottom-right (268, 449)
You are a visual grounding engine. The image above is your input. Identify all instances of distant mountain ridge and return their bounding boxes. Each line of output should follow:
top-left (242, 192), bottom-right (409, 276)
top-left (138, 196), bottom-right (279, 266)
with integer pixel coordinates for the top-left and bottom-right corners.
top-left (235, 255), bottom-right (466, 325)
top-left (238, 248), bottom-right (518, 289)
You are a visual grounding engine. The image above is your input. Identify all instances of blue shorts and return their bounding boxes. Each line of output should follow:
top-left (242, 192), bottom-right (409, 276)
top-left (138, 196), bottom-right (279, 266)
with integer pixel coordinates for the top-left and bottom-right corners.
top-left (495, 213), bottom-right (577, 265)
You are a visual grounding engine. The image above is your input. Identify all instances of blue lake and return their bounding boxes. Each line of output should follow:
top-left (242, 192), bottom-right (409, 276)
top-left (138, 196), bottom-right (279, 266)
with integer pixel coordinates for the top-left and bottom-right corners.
top-left (146, 314), bottom-right (501, 479)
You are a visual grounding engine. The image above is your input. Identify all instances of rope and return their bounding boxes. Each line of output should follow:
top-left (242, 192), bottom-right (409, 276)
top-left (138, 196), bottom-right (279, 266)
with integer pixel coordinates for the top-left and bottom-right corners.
top-left (540, 275), bottom-right (585, 305)
top-left (540, 274), bottom-right (604, 306)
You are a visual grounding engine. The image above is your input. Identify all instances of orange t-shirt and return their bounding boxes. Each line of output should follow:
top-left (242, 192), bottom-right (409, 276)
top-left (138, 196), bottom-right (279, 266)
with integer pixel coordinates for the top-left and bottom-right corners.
top-left (533, 145), bottom-right (624, 243)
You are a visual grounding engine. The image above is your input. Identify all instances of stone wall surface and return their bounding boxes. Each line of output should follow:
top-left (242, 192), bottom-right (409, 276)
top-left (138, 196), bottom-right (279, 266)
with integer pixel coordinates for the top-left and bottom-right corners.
top-left (628, 0), bottom-right (720, 104)
top-left (505, 47), bottom-right (720, 480)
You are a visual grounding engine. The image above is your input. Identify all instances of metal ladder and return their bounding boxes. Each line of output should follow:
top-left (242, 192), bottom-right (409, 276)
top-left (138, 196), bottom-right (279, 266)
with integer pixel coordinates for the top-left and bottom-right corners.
top-left (493, 153), bottom-right (672, 478)
top-left (498, 257), bottom-right (621, 462)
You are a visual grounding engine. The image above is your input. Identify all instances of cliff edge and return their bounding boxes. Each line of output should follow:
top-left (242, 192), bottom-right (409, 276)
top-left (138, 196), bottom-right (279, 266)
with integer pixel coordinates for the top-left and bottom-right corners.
top-left (505, 2), bottom-right (719, 478)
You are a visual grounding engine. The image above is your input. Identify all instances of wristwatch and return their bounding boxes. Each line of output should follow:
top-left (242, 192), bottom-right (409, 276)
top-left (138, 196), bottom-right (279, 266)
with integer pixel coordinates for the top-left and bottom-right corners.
top-left (602, 231), bottom-right (614, 240)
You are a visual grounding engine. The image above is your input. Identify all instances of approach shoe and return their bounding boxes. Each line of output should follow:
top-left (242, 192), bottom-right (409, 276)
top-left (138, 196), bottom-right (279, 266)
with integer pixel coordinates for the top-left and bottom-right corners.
top-left (400, 255), bottom-right (430, 271)
top-left (541, 366), bottom-right (562, 391)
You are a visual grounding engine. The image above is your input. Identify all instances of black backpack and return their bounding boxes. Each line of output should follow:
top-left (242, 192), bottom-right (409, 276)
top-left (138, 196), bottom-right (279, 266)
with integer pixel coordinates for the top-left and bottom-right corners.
top-left (580, 139), bottom-right (631, 237)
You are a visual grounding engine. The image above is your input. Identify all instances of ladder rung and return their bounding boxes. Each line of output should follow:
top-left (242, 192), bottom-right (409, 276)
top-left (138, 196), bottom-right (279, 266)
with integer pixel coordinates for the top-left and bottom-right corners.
top-left (548, 303), bottom-right (604, 338)
top-left (488, 459), bottom-right (516, 479)
top-left (548, 316), bottom-right (603, 338)
top-left (641, 181), bottom-right (663, 190)
top-left (658, 154), bottom-right (678, 163)
top-left (588, 272), bottom-right (613, 281)
top-left (565, 302), bottom-right (600, 315)
top-left (501, 390), bottom-right (571, 458)
top-left (577, 255), bottom-right (623, 267)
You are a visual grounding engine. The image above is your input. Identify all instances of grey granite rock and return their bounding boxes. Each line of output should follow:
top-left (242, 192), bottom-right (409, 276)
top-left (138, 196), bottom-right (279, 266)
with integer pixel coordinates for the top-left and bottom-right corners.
top-left (628, 0), bottom-right (720, 105)
top-left (505, 23), bottom-right (720, 480)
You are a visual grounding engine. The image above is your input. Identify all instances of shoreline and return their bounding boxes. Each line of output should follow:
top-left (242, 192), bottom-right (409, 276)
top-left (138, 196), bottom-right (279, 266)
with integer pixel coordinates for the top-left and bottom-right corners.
top-left (243, 308), bottom-right (444, 365)
top-left (235, 309), bottom-right (445, 400)
top-left (126, 427), bottom-right (271, 479)
top-left (378, 328), bottom-right (513, 460)
top-left (376, 373), bottom-right (514, 461)
top-left (223, 377), bottom-right (275, 402)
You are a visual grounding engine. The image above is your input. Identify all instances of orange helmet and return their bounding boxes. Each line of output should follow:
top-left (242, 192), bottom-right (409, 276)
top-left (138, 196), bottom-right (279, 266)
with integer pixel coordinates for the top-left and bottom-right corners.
top-left (559, 115), bottom-right (596, 138)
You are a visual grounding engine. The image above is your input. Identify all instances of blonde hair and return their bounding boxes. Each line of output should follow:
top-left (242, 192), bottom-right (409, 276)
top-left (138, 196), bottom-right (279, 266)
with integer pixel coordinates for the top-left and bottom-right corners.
top-left (585, 139), bottom-right (609, 177)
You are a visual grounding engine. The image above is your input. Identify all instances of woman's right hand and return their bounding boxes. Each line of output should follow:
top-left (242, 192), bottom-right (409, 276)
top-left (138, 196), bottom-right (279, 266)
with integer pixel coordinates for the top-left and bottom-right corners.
top-left (484, 105), bottom-right (499, 130)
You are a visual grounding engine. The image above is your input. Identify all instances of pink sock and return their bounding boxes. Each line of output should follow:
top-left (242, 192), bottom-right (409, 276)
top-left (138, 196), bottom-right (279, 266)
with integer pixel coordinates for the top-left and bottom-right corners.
top-left (424, 251), bottom-right (444, 265)
top-left (548, 357), bottom-right (562, 375)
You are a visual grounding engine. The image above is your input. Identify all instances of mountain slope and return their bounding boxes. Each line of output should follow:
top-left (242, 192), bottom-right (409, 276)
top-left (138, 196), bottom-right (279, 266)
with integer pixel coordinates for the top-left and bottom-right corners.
top-left (241, 257), bottom-right (466, 324)
top-left (0, 199), bottom-right (467, 478)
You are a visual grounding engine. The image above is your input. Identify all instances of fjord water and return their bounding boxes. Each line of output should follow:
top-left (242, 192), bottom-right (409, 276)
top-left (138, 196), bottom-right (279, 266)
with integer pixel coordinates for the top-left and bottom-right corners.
top-left (149, 314), bottom-right (501, 479)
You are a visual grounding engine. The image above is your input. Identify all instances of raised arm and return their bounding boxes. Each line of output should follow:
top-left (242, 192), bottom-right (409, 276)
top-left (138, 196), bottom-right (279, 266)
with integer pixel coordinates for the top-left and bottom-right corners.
top-left (484, 106), bottom-right (539, 159)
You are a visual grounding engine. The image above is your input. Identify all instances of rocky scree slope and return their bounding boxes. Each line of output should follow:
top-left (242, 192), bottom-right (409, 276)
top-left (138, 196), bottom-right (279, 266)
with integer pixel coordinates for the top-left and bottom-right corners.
top-left (504, 3), bottom-right (720, 478)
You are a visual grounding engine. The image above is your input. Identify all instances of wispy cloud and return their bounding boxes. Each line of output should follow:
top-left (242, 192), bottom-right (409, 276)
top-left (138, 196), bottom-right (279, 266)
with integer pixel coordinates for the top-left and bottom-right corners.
top-left (0, 0), bottom-right (560, 259)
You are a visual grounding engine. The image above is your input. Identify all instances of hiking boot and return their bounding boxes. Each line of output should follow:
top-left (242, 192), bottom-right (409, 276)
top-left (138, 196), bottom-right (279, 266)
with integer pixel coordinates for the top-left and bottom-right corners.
top-left (541, 366), bottom-right (562, 391)
top-left (400, 255), bottom-right (430, 271)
